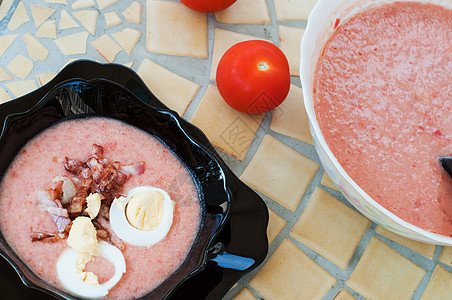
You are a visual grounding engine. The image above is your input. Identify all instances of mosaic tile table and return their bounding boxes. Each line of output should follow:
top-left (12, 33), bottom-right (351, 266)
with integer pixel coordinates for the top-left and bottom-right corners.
top-left (1, 0), bottom-right (452, 299)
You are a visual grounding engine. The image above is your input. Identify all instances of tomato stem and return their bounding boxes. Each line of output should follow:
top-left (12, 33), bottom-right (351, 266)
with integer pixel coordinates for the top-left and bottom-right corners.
top-left (258, 62), bottom-right (268, 71)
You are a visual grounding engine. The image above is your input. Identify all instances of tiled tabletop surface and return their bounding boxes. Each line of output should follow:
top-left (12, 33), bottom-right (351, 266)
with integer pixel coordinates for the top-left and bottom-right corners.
top-left (1, 0), bottom-right (452, 299)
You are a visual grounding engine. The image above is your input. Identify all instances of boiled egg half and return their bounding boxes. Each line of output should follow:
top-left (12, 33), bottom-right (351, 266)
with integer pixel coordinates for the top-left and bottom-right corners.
top-left (57, 217), bottom-right (126, 299)
top-left (109, 186), bottom-right (174, 247)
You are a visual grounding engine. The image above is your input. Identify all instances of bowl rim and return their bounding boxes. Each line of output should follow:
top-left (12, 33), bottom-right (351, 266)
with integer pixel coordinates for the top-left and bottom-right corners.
top-left (0, 60), bottom-right (269, 299)
top-left (300, 0), bottom-right (452, 245)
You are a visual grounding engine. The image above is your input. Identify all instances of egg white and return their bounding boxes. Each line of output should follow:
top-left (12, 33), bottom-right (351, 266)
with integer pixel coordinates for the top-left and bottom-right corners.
top-left (56, 241), bottom-right (126, 299)
top-left (109, 186), bottom-right (174, 247)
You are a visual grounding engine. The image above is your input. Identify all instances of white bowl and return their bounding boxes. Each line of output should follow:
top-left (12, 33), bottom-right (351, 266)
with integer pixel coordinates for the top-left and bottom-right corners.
top-left (300, 0), bottom-right (452, 245)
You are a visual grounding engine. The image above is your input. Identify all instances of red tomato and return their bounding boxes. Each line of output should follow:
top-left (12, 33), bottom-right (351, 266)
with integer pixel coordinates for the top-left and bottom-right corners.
top-left (180, 0), bottom-right (237, 12)
top-left (216, 40), bottom-right (291, 114)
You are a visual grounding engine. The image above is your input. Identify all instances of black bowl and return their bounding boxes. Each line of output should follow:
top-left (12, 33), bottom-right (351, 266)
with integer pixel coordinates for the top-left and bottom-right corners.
top-left (0, 60), bottom-right (269, 299)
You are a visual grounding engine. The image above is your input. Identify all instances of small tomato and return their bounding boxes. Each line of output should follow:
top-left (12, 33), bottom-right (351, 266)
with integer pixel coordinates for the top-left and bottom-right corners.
top-left (216, 40), bottom-right (291, 114)
top-left (180, 0), bottom-right (237, 12)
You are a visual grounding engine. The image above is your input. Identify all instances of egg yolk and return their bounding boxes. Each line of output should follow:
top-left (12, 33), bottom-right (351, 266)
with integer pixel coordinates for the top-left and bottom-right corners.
top-left (125, 190), bottom-right (164, 231)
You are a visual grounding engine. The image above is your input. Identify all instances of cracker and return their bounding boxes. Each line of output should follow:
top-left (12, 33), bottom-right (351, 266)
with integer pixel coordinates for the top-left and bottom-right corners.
top-left (215, 0), bottom-right (271, 24)
top-left (54, 31), bottom-right (89, 55)
top-left (0, 87), bottom-right (12, 104)
top-left (137, 59), bottom-right (200, 116)
top-left (146, 0), bottom-right (208, 59)
top-left (0, 66), bottom-right (13, 82)
top-left (23, 33), bottom-right (49, 61)
top-left (122, 1), bottom-right (142, 24)
top-left (0, 35), bottom-right (18, 57)
top-left (270, 84), bottom-right (313, 144)
top-left (36, 72), bottom-right (57, 86)
top-left (240, 134), bottom-right (319, 210)
top-left (105, 11), bottom-right (122, 28)
top-left (73, 10), bottom-right (98, 35)
top-left (7, 54), bottom-right (33, 80)
top-left (8, 2), bottom-right (29, 31)
top-left (59, 9), bottom-right (79, 30)
top-left (30, 4), bottom-right (55, 27)
top-left (210, 29), bottom-right (266, 81)
top-left (0, 0), bottom-right (14, 21)
top-left (72, 0), bottom-right (96, 10)
top-left (112, 28), bottom-right (141, 56)
top-left (36, 20), bottom-right (57, 38)
top-left (96, 0), bottom-right (119, 9)
top-left (91, 34), bottom-right (122, 63)
top-left (44, 0), bottom-right (67, 4)
top-left (278, 25), bottom-right (304, 76)
top-left (274, 0), bottom-right (318, 21)
top-left (190, 85), bottom-right (264, 160)
top-left (5, 80), bottom-right (38, 98)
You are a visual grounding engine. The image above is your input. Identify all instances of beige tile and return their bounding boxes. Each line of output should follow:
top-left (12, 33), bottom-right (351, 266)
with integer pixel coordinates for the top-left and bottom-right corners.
top-left (0, 0), bottom-right (13, 21)
top-left (439, 246), bottom-right (452, 267)
top-left (36, 20), bottom-right (57, 38)
top-left (347, 237), bottom-right (425, 300)
top-left (72, 0), bottom-right (96, 10)
top-left (112, 28), bottom-right (141, 56)
top-left (274, 0), bottom-right (318, 21)
top-left (0, 87), bottom-right (12, 104)
top-left (54, 32), bottom-right (89, 55)
top-left (270, 84), bottom-right (313, 145)
top-left (7, 54), bottom-right (33, 80)
top-left (30, 4), bottom-right (55, 27)
top-left (321, 172), bottom-right (339, 191)
top-left (249, 239), bottom-right (336, 300)
top-left (240, 135), bottom-right (319, 211)
top-left (267, 209), bottom-right (286, 243)
top-left (137, 59), bottom-right (199, 117)
top-left (59, 9), bottom-right (79, 30)
top-left (421, 265), bottom-right (452, 299)
top-left (376, 226), bottom-right (436, 259)
top-left (104, 11), bottom-right (122, 28)
top-left (334, 288), bottom-right (355, 300)
top-left (232, 288), bottom-right (256, 300)
top-left (36, 72), bottom-right (57, 86)
top-left (73, 10), bottom-right (98, 35)
top-left (291, 188), bottom-right (370, 270)
top-left (278, 25), bottom-right (304, 77)
top-left (146, 0), bottom-right (207, 58)
top-left (215, 0), bottom-right (271, 24)
top-left (23, 33), bottom-right (49, 61)
top-left (97, 0), bottom-right (119, 9)
top-left (210, 29), bottom-right (267, 81)
top-left (190, 85), bottom-right (264, 160)
top-left (122, 1), bottom-right (142, 24)
top-left (0, 35), bottom-right (18, 57)
top-left (91, 34), bottom-right (122, 63)
top-left (5, 80), bottom-right (38, 98)
top-left (8, 2), bottom-right (29, 31)
top-left (0, 66), bottom-right (13, 82)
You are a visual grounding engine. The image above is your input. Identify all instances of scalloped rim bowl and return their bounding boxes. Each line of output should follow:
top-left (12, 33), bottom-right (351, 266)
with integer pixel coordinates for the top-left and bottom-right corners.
top-left (0, 64), bottom-right (268, 300)
top-left (300, 0), bottom-right (452, 245)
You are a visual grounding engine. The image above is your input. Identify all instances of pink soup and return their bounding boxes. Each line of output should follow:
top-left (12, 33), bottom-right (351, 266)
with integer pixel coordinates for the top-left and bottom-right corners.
top-left (0, 117), bottom-right (201, 299)
top-left (314, 3), bottom-right (452, 235)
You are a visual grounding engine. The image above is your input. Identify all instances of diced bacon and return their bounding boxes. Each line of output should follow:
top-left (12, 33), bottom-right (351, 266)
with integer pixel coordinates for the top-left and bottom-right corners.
top-left (120, 161), bottom-right (145, 176)
top-left (91, 143), bottom-right (104, 159)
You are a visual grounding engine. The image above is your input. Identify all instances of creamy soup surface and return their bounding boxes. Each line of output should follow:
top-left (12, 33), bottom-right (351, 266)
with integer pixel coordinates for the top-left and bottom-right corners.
top-left (314, 2), bottom-right (452, 235)
top-left (0, 117), bottom-right (201, 299)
